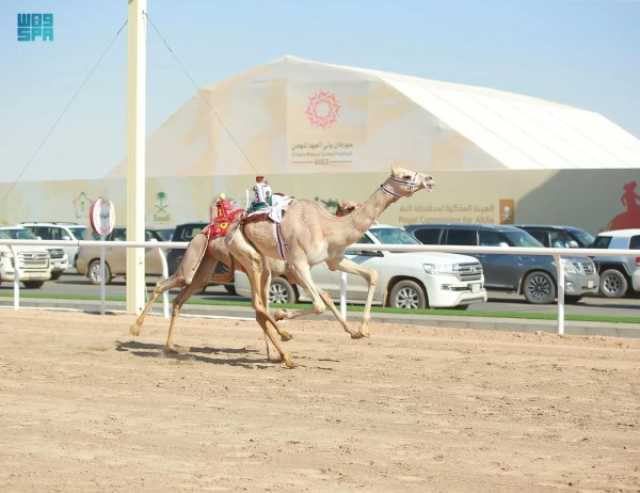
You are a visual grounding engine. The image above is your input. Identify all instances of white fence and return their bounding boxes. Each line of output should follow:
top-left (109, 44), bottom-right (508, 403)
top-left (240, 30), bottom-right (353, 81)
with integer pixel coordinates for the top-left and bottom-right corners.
top-left (1, 238), bottom-right (637, 335)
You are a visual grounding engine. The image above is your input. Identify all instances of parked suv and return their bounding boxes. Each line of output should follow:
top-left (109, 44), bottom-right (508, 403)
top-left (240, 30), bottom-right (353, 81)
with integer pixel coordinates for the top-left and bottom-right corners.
top-left (235, 225), bottom-right (487, 309)
top-left (22, 222), bottom-right (87, 271)
top-left (0, 226), bottom-right (52, 288)
top-left (517, 225), bottom-right (595, 249)
top-left (76, 227), bottom-right (165, 284)
top-left (405, 224), bottom-right (599, 304)
top-left (591, 229), bottom-right (640, 298)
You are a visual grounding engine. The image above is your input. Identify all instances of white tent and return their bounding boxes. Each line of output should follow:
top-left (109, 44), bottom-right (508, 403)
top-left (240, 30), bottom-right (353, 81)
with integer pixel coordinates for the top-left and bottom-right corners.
top-left (109, 55), bottom-right (640, 178)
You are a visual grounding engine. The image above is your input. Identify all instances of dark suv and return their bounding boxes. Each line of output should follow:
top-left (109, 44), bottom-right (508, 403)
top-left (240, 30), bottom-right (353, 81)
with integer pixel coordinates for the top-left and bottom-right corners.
top-left (516, 225), bottom-right (595, 249)
top-left (405, 224), bottom-right (599, 304)
top-left (167, 222), bottom-right (235, 294)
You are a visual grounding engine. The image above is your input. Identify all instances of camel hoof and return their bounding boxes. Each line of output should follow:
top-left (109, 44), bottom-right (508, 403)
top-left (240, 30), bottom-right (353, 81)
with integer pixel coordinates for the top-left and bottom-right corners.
top-left (274, 309), bottom-right (289, 321)
top-left (350, 331), bottom-right (365, 339)
top-left (164, 345), bottom-right (188, 355)
top-left (129, 323), bottom-right (141, 336)
top-left (280, 330), bottom-right (293, 342)
top-left (281, 359), bottom-right (297, 369)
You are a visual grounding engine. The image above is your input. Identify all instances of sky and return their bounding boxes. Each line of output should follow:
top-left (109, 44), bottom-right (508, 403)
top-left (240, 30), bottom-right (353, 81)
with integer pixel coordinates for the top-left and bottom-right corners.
top-left (1, 0), bottom-right (639, 184)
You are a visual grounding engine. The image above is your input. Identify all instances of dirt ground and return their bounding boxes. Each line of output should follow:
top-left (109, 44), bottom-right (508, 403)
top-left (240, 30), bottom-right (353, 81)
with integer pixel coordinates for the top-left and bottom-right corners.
top-left (0, 309), bottom-right (638, 493)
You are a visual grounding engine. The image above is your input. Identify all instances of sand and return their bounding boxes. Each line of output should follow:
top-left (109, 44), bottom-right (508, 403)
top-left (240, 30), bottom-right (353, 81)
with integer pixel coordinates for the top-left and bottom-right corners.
top-left (0, 309), bottom-right (639, 492)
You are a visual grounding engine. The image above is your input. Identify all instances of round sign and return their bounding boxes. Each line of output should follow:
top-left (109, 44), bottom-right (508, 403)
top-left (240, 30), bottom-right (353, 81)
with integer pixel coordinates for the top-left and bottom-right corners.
top-left (89, 198), bottom-right (116, 237)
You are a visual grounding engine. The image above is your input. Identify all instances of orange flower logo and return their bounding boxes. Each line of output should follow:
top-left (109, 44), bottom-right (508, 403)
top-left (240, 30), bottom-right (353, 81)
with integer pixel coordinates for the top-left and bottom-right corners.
top-left (305, 91), bottom-right (340, 128)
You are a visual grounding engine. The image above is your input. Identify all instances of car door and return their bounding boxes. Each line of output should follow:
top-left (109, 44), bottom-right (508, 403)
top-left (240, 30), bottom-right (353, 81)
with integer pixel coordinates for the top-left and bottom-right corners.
top-left (478, 230), bottom-right (520, 289)
top-left (107, 229), bottom-right (126, 274)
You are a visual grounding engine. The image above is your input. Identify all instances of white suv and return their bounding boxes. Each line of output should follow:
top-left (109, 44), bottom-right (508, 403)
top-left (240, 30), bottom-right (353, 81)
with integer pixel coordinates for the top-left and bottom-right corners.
top-left (0, 226), bottom-right (52, 288)
top-left (592, 229), bottom-right (640, 297)
top-left (235, 225), bottom-right (487, 309)
top-left (22, 222), bottom-right (87, 271)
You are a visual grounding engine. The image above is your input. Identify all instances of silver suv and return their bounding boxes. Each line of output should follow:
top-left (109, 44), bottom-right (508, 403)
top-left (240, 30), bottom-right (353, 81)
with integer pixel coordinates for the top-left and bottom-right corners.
top-left (22, 222), bottom-right (87, 271)
top-left (591, 229), bottom-right (640, 298)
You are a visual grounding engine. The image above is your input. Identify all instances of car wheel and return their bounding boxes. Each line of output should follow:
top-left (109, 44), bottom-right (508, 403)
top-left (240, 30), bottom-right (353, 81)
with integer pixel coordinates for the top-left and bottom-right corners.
top-left (224, 284), bottom-right (237, 295)
top-left (565, 295), bottom-right (582, 304)
top-left (523, 271), bottom-right (556, 304)
top-left (88, 260), bottom-right (112, 285)
top-left (22, 281), bottom-right (44, 289)
top-left (269, 277), bottom-right (295, 304)
top-left (50, 271), bottom-right (62, 281)
top-left (599, 269), bottom-right (628, 298)
top-left (389, 280), bottom-right (427, 310)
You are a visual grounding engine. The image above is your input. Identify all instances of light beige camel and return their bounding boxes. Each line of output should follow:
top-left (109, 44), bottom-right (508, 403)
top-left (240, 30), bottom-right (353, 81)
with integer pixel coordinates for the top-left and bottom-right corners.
top-left (225, 167), bottom-right (434, 367)
top-left (129, 234), bottom-right (289, 352)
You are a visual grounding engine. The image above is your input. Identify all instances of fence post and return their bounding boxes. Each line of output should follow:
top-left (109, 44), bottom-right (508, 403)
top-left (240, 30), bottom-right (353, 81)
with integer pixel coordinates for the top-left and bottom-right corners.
top-left (9, 245), bottom-right (20, 310)
top-left (340, 271), bottom-right (347, 319)
top-left (158, 247), bottom-right (170, 319)
top-left (554, 254), bottom-right (565, 336)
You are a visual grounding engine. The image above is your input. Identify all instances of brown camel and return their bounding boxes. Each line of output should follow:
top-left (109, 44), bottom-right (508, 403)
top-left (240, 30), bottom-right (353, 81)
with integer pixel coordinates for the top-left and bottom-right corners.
top-left (129, 234), bottom-right (289, 352)
top-left (225, 167), bottom-right (434, 368)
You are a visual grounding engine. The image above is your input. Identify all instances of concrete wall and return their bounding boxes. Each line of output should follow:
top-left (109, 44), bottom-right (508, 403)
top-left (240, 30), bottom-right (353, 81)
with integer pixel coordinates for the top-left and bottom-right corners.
top-left (1, 169), bottom-right (639, 234)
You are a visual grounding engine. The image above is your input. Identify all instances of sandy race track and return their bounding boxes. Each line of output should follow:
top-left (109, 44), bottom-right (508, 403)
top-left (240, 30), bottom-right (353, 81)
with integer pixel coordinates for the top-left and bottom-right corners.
top-left (0, 309), bottom-right (638, 492)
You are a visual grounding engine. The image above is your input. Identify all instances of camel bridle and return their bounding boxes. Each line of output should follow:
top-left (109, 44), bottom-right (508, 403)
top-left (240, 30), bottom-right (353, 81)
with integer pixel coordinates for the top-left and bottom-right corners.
top-left (379, 171), bottom-right (421, 199)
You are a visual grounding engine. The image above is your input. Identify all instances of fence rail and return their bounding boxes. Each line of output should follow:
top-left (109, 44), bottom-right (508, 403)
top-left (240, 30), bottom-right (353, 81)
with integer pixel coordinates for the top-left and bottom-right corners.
top-left (1, 238), bottom-right (638, 334)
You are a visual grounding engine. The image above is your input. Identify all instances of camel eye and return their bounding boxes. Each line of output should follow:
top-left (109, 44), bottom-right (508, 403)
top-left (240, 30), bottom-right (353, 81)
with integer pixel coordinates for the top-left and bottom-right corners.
top-left (403, 174), bottom-right (411, 179)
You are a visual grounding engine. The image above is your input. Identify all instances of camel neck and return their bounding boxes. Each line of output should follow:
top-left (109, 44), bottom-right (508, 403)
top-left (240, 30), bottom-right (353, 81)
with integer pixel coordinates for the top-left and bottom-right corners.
top-left (339, 187), bottom-right (396, 244)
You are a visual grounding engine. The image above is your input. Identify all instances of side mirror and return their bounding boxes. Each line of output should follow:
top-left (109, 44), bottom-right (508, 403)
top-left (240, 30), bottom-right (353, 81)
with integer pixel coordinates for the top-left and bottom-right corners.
top-left (499, 242), bottom-right (509, 248)
top-left (568, 240), bottom-right (579, 248)
top-left (62, 235), bottom-right (71, 241)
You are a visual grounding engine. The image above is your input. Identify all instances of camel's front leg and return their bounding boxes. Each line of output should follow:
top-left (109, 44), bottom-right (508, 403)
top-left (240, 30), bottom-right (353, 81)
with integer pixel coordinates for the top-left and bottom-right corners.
top-left (333, 257), bottom-right (378, 337)
top-left (259, 262), bottom-right (292, 342)
top-left (274, 259), bottom-right (362, 339)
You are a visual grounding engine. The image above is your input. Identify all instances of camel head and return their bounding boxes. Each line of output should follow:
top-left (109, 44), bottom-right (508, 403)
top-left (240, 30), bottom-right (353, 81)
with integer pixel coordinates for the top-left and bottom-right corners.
top-left (381, 167), bottom-right (434, 198)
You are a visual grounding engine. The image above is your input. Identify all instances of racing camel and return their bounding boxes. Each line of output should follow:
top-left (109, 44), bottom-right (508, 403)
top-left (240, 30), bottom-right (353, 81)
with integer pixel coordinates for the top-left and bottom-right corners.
top-left (225, 167), bottom-right (434, 368)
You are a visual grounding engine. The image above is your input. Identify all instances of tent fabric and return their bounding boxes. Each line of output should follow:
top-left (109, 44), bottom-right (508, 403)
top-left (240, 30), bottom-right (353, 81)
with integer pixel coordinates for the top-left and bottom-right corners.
top-left (109, 55), bottom-right (640, 178)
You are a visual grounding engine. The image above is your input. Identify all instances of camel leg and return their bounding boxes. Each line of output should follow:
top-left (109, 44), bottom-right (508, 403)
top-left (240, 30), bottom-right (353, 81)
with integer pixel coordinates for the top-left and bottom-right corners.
top-left (163, 254), bottom-right (217, 352)
top-left (274, 258), bottom-right (362, 339)
top-left (334, 257), bottom-right (378, 337)
top-left (130, 275), bottom-right (184, 336)
top-left (260, 261), bottom-right (292, 342)
top-left (247, 258), bottom-right (295, 367)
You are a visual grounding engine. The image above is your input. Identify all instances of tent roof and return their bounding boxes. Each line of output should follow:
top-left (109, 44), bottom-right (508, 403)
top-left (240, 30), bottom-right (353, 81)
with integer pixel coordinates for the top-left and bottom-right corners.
top-left (259, 55), bottom-right (640, 170)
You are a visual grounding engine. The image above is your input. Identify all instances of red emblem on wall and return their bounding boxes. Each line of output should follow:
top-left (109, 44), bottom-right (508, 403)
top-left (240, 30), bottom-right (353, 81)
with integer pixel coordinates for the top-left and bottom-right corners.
top-left (608, 180), bottom-right (640, 229)
top-left (305, 91), bottom-right (340, 129)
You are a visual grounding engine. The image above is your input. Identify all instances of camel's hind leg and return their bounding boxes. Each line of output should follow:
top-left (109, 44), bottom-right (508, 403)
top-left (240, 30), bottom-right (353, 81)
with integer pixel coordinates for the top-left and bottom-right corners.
top-left (130, 275), bottom-right (184, 336)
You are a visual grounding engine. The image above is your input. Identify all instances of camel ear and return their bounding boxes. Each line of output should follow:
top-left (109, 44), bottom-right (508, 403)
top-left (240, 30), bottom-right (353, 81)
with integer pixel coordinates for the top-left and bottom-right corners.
top-left (391, 166), bottom-right (400, 176)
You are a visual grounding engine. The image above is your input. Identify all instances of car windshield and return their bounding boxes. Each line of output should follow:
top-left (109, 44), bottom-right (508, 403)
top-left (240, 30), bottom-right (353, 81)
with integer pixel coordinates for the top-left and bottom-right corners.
top-left (503, 230), bottom-right (543, 247)
top-left (0, 228), bottom-right (38, 240)
top-left (567, 228), bottom-right (594, 247)
top-left (369, 228), bottom-right (419, 245)
top-left (591, 236), bottom-right (612, 249)
top-left (155, 228), bottom-right (174, 241)
top-left (68, 226), bottom-right (87, 239)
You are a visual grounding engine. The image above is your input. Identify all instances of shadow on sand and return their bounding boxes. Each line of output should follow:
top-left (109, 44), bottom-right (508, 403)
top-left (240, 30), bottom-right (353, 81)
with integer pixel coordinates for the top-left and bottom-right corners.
top-left (115, 340), bottom-right (272, 369)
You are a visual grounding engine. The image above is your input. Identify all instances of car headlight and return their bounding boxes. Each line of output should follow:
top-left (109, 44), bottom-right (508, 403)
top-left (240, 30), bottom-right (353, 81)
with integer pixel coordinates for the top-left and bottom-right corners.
top-left (424, 263), bottom-right (456, 275)
top-left (560, 258), bottom-right (579, 274)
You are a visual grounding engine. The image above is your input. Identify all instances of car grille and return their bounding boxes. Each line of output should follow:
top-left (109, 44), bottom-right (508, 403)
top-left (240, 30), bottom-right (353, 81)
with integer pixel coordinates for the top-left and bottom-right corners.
top-left (18, 251), bottom-right (49, 270)
top-left (48, 248), bottom-right (65, 259)
top-left (456, 262), bottom-right (482, 281)
top-left (580, 261), bottom-right (595, 274)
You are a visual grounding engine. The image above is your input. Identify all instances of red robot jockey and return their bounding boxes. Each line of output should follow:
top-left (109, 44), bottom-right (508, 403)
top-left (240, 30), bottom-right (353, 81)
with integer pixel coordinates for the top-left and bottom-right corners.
top-left (202, 193), bottom-right (244, 240)
top-left (176, 193), bottom-right (244, 286)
